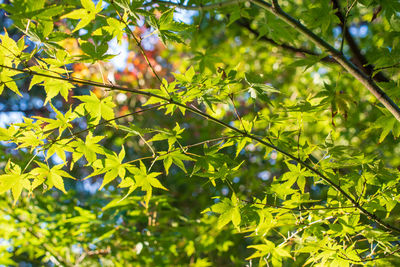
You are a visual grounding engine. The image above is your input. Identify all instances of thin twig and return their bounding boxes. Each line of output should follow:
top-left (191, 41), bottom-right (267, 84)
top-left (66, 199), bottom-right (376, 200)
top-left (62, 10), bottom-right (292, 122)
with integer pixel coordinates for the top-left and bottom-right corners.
top-left (142, 0), bottom-right (246, 10)
top-left (242, 199), bottom-right (356, 211)
top-left (111, 2), bottom-right (172, 98)
top-left (235, 19), bottom-right (336, 63)
top-left (339, 0), bottom-right (357, 52)
top-left (46, 104), bottom-right (167, 147)
top-left (338, 246), bottom-right (400, 262)
top-left (229, 94), bottom-right (247, 133)
top-left (278, 216), bottom-right (334, 247)
top-left (122, 135), bottom-right (241, 166)
top-left (374, 62), bottom-right (400, 71)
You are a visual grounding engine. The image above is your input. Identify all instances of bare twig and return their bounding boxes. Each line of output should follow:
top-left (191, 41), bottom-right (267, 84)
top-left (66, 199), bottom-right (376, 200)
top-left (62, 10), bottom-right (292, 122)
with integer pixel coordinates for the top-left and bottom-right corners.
top-left (242, 199), bottom-right (356, 211)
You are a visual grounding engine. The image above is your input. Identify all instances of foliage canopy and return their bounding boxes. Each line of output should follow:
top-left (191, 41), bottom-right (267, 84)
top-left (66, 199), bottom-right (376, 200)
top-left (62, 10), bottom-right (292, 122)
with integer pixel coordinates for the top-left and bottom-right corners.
top-left (0, 0), bottom-right (400, 266)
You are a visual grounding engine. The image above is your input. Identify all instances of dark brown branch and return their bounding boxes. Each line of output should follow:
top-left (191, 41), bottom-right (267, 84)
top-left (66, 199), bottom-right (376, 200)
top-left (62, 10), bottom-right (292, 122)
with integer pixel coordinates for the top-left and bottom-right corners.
top-left (142, 0), bottom-right (246, 10)
top-left (147, 0), bottom-right (337, 63)
top-left (375, 62), bottom-right (400, 71)
top-left (242, 199), bottom-right (356, 211)
top-left (148, 0), bottom-right (393, 88)
top-left (251, 0), bottom-right (400, 122)
top-left (338, 246), bottom-right (400, 263)
top-left (331, 0), bottom-right (389, 82)
top-left (236, 19), bottom-right (336, 63)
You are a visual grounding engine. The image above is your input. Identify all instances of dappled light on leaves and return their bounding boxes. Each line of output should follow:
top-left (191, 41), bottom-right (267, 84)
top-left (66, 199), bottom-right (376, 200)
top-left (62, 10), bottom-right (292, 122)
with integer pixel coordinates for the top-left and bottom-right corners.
top-left (0, 0), bottom-right (399, 266)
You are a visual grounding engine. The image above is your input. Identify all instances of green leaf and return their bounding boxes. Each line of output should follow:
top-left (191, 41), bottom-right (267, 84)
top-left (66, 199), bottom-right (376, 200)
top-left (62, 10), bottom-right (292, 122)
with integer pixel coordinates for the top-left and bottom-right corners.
top-left (246, 241), bottom-right (275, 260)
top-left (274, 247), bottom-right (292, 258)
top-left (374, 113), bottom-right (397, 143)
top-left (27, 66), bottom-right (74, 103)
top-left (16, 130), bottom-right (44, 151)
top-left (46, 139), bottom-right (74, 163)
top-left (81, 0), bottom-right (96, 11)
top-left (61, 0), bottom-right (103, 32)
top-left (74, 92), bottom-right (116, 125)
top-left (0, 65), bottom-right (22, 96)
top-left (149, 9), bottom-right (191, 44)
top-left (0, 161), bottom-right (30, 205)
top-left (31, 162), bottom-right (75, 193)
top-left (207, 195), bottom-right (241, 229)
top-left (0, 30), bottom-right (21, 58)
top-left (235, 137), bottom-right (248, 157)
top-left (44, 79), bottom-right (74, 104)
top-left (35, 104), bottom-right (76, 137)
top-left (61, 9), bottom-right (87, 20)
top-left (93, 18), bottom-right (125, 44)
top-left (70, 132), bottom-right (105, 164)
top-left (158, 150), bottom-right (193, 175)
top-left (97, 146), bottom-right (127, 190)
top-left (129, 161), bottom-right (168, 202)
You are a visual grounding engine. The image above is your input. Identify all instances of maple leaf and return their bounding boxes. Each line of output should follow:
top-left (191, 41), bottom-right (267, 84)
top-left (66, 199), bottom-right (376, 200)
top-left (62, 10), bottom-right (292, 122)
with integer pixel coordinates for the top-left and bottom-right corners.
top-left (0, 161), bottom-right (30, 205)
top-left (203, 193), bottom-right (241, 229)
top-left (120, 161), bottom-right (167, 206)
top-left (35, 104), bottom-right (77, 138)
top-left (0, 68), bottom-right (21, 96)
top-left (70, 132), bottom-right (105, 164)
top-left (98, 146), bottom-right (128, 190)
top-left (28, 66), bottom-right (75, 104)
top-left (61, 0), bottom-right (103, 33)
top-left (30, 162), bottom-right (75, 193)
top-left (74, 92), bottom-right (116, 125)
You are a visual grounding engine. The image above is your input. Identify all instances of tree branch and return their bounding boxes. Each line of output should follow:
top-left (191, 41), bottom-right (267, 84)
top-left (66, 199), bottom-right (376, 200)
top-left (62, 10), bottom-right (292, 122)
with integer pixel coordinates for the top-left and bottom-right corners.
top-left (3, 64), bottom-right (400, 235)
top-left (142, 0), bottom-right (246, 10)
top-left (331, 0), bottom-right (389, 82)
top-left (250, 0), bottom-right (400, 122)
top-left (278, 216), bottom-right (335, 248)
top-left (242, 199), bottom-right (356, 211)
top-left (338, 246), bottom-right (400, 263)
top-left (235, 19), bottom-right (336, 63)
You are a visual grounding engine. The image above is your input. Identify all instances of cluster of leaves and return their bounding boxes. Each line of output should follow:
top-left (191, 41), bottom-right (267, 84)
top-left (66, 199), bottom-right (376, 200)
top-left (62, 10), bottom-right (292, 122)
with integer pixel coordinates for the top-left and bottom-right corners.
top-left (0, 0), bottom-right (400, 266)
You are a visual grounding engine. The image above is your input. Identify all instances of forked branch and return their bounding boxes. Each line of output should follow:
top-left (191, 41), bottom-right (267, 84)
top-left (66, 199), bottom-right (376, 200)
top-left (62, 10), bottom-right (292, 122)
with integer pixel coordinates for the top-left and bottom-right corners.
top-left (251, 0), bottom-right (400, 121)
